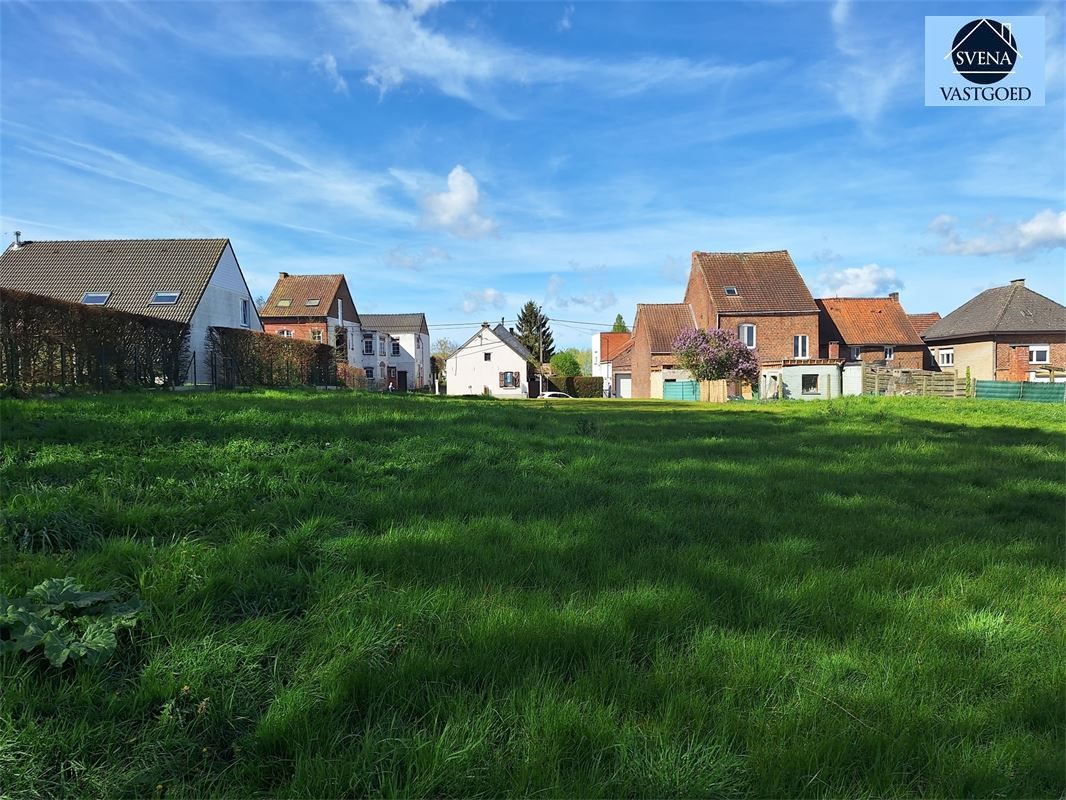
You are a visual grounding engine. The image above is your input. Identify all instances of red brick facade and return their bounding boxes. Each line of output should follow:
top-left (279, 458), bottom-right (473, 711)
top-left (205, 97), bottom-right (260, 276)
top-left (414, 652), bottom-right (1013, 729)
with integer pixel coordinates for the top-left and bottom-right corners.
top-left (261, 320), bottom-right (330, 344)
top-left (828, 343), bottom-right (925, 370)
top-left (994, 335), bottom-right (1066, 381)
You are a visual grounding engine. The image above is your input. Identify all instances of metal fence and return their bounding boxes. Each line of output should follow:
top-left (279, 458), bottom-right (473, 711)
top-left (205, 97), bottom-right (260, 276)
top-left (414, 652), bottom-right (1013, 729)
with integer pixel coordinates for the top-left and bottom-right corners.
top-left (974, 380), bottom-right (1066, 403)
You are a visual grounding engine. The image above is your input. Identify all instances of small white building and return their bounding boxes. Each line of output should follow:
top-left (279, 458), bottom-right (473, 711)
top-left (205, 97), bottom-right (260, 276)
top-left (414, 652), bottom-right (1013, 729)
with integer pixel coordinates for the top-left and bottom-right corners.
top-left (446, 322), bottom-right (532, 397)
top-left (0, 236), bottom-right (261, 384)
top-left (591, 331), bottom-right (632, 397)
top-left (760, 359), bottom-right (844, 400)
top-left (360, 313), bottom-right (431, 390)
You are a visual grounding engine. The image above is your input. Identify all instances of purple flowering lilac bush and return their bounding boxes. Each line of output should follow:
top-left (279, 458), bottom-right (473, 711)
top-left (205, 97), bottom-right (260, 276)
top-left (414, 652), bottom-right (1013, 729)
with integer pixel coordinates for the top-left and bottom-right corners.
top-left (671, 328), bottom-right (760, 384)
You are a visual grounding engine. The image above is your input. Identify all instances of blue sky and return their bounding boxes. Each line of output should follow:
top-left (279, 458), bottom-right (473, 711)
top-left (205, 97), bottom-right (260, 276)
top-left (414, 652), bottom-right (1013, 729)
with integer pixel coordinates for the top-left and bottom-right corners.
top-left (1, 0), bottom-right (1063, 346)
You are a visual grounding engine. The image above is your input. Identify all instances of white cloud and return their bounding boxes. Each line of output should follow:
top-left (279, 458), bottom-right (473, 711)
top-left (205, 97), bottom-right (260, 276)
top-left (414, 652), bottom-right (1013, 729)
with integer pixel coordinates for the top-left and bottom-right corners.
top-left (407, 0), bottom-right (447, 18)
top-left (816, 263), bottom-right (903, 297)
top-left (659, 255), bottom-right (688, 285)
top-left (422, 165), bottom-right (497, 238)
top-left (461, 287), bottom-right (506, 314)
top-left (312, 52), bottom-right (349, 94)
top-left (557, 4), bottom-right (574, 32)
top-left (545, 272), bottom-right (618, 312)
top-left (384, 245), bottom-right (450, 270)
top-left (930, 210), bottom-right (1066, 258)
top-left (828, 0), bottom-right (910, 126)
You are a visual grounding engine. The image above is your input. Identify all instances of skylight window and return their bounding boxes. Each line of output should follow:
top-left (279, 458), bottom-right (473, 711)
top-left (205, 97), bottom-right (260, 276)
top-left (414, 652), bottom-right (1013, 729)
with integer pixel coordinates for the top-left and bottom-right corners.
top-left (149, 291), bottom-right (180, 305)
top-left (81, 292), bottom-right (111, 305)
top-left (305, 298), bottom-right (320, 307)
top-left (277, 298), bottom-right (292, 307)
top-left (724, 286), bottom-right (739, 296)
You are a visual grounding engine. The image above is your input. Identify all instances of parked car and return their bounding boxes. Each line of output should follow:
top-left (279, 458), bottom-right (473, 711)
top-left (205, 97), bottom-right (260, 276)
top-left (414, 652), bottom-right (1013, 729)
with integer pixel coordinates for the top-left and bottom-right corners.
top-left (541, 391), bottom-right (573, 399)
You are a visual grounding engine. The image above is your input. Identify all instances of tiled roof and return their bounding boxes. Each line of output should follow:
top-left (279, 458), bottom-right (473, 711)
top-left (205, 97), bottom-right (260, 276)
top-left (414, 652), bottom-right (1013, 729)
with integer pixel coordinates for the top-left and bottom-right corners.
top-left (923, 282), bottom-right (1066, 341)
top-left (260, 273), bottom-right (360, 323)
top-left (816, 297), bottom-right (924, 346)
top-left (692, 250), bottom-right (817, 313)
top-left (598, 332), bottom-right (631, 361)
top-left (607, 338), bottom-right (634, 368)
top-left (360, 313), bottom-right (429, 335)
top-left (0, 238), bottom-right (228, 323)
top-left (493, 323), bottom-right (533, 360)
top-left (907, 312), bottom-right (942, 336)
top-left (636, 303), bottom-right (696, 353)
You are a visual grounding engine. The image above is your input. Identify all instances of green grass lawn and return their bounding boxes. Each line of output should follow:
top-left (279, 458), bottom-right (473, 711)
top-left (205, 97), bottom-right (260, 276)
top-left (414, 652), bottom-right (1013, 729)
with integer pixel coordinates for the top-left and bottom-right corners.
top-left (1, 391), bottom-right (1063, 798)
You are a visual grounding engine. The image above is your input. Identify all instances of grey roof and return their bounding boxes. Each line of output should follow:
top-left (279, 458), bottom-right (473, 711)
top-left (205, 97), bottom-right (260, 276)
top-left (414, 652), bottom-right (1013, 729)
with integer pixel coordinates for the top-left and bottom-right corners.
top-left (360, 313), bottom-right (429, 335)
top-left (492, 323), bottom-right (533, 360)
top-left (923, 282), bottom-right (1066, 341)
top-left (0, 238), bottom-right (228, 323)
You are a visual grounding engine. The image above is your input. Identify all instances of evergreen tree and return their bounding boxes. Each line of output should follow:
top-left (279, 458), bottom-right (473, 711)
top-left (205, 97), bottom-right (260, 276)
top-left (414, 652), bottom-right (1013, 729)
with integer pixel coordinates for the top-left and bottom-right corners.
top-left (612, 314), bottom-right (629, 333)
top-left (516, 301), bottom-right (555, 362)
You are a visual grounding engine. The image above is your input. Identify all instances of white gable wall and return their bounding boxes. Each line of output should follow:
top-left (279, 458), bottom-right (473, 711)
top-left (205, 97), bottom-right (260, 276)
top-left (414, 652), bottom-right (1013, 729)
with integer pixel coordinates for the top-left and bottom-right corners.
top-left (446, 326), bottom-right (528, 396)
top-left (187, 243), bottom-right (262, 383)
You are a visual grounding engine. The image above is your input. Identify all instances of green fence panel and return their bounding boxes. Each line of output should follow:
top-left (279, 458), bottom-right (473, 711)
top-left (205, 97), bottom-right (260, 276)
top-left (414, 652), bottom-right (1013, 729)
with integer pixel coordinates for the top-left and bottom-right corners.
top-left (975, 380), bottom-right (1065, 403)
top-left (663, 380), bottom-right (699, 401)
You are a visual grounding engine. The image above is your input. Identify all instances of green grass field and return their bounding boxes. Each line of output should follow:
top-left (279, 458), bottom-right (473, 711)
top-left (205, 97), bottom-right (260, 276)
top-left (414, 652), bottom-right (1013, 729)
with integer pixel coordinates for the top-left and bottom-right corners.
top-left (1, 391), bottom-right (1063, 798)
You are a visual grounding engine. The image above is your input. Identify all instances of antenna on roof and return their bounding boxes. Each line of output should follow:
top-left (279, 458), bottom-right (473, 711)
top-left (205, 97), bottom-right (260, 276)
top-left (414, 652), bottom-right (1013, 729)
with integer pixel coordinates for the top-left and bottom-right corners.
top-left (13, 231), bottom-right (22, 249)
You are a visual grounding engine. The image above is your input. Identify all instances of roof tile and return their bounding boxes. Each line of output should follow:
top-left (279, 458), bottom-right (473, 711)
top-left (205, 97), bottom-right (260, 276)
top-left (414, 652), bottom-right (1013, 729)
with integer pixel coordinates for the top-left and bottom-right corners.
top-left (692, 250), bottom-right (817, 313)
top-left (260, 274), bottom-right (360, 323)
top-left (637, 303), bottom-right (695, 353)
top-left (816, 297), bottom-right (924, 346)
top-left (923, 282), bottom-right (1066, 340)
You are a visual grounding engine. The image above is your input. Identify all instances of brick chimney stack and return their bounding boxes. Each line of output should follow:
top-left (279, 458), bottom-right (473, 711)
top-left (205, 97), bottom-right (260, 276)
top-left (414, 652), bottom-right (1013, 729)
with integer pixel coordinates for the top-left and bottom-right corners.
top-left (1010, 278), bottom-right (1025, 286)
top-left (888, 291), bottom-right (900, 302)
top-left (827, 341), bottom-right (841, 359)
top-left (279, 271), bottom-right (289, 278)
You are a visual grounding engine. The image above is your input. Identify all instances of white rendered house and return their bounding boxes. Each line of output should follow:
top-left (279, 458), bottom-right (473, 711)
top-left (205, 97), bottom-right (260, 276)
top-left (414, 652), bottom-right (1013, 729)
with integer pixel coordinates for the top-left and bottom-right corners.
top-left (446, 322), bottom-right (532, 397)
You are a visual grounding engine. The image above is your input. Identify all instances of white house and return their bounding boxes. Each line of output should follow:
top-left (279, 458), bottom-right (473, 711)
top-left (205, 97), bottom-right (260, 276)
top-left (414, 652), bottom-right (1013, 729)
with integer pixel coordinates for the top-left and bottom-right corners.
top-left (0, 236), bottom-right (261, 384)
top-left (591, 331), bottom-right (631, 397)
top-left (360, 313), bottom-right (431, 390)
top-left (446, 322), bottom-right (532, 397)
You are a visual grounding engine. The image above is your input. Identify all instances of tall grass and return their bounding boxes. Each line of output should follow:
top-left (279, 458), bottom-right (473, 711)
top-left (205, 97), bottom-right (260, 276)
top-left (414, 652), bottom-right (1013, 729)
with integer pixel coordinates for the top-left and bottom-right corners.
top-left (1, 391), bottom-right (1063, 798)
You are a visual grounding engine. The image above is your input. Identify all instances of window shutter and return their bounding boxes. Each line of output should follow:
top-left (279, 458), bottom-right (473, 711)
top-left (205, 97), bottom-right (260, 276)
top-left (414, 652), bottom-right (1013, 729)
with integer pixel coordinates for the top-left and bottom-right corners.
top-left (499, 372), bottom-right (505, 387)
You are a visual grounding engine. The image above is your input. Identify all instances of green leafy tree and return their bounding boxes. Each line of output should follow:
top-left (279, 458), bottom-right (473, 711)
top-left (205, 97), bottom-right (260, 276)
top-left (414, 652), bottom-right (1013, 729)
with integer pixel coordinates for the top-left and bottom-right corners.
top-left (432, 338), bottom-right (458, 381)
top-left (612, 314), bottom-right (629, 333)
top-left (565, 347), bottom-right (592, 375)
top-left (550, 351), bottom-right (582, 377)
top-left (516, 301), bottom-right (554, 362)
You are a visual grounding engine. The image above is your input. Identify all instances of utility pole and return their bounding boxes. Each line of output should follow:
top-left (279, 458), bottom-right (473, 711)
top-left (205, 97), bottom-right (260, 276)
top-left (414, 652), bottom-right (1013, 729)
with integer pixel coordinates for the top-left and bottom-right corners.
top-left (539, 317), bottom-right (545, 396)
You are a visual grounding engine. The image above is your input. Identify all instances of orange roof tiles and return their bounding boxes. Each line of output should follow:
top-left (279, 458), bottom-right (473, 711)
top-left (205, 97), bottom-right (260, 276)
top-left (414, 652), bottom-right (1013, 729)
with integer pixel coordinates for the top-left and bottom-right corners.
top-left (692, 250), bottom-right (818, 314)
top-left (817, 297), bottom-right (924, 346)
top-left (636, 303), bottom-right (696, 353)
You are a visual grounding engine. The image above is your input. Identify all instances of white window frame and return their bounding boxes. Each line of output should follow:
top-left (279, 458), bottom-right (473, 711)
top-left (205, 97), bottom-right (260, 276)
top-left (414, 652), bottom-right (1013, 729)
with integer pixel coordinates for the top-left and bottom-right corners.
top-left (884, 346), bottom-right (895, 361)
top-left (278, 329), bottom-right (293, 338)
top-left (792, 335), bottom-right (809, 359)
top-left (1029, 344), bottom-right (1050, 364)
top-left (276, 298), bottom-right (292, 307)
top-left (737, 323), bottom-right (756, 349)
top-left (724, 286), bottom-right (739, 296)
top-left (311, 329), bottom-right (323, 343)
top-left (391, 340), bottom-right (401, 357)
top-left (81, 292), bottom-right (111, 305)
top-left (305, 298), bottom-right (320, 307)
top-left (801, 373), bottom-right (820, 395)
top-left (938, 348), bottom-right (954, 367)
top-left (363, 339), bottom-right (374, 355)
top-left (849, 346), bottom-right (861, 360)
top-left (149, 291), bottom-right (181, 305)
top-left (379, 337), bottom-right (386, 356)
top-left (241, 298), bottom-right (250, 327)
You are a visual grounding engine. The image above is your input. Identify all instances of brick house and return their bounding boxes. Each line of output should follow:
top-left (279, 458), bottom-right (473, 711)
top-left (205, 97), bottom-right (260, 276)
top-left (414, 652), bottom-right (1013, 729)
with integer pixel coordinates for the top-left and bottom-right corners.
top-left (907, 312), bottom-right (943, 369)
top-left (259, 272), bottom-right (364, 368)
top-left (921, 279), bottom-right (1066, 382)
top-left (626, 303), bottom-right (696, 398)
top-left (685, 250), bottom-right (820, 366)
top-left (816, 294), bottom-right (927, 370)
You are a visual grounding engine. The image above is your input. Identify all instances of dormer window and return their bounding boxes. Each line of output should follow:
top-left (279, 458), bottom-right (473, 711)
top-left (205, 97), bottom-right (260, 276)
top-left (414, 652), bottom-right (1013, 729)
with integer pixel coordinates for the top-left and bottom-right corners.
top-left (277, 298), bottom-right (292, 307)
top-left (149, 291), bottom-right (180, 304)
top-left (305, 298), bottom-right (320, 307)
top-left (81, 292), bottom-right (111, 305)
top-left (724, 286), bottom-right (738, 296)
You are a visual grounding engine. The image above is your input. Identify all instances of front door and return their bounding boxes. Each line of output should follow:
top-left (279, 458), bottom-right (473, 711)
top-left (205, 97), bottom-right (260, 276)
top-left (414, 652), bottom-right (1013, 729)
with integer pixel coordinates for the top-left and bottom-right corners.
top-left (397, 371), bottom-right (408, 391)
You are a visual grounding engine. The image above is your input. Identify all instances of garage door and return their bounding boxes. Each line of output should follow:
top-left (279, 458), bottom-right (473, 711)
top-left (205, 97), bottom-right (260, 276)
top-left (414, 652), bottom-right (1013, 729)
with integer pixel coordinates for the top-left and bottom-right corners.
top-left (615, 373), bottom-right (632, 398)
top-left (663, 380), bottom-right (699, 401)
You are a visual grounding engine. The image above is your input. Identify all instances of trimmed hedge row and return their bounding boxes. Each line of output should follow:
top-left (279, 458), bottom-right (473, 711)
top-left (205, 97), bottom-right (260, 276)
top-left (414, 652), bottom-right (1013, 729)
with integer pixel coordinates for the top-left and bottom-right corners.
top-left (540, 375), bottom-right (604, 398)
top-left (0, 288), bottom-right (189, 394)
top-left (207, 327), bottom-right (337, 388)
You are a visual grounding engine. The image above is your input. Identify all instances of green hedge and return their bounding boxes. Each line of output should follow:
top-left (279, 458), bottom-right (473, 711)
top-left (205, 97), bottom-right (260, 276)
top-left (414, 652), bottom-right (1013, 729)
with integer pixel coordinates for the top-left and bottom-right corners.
top-left (0, 288), bottom-right (189, 394)
top-left (207, 327), bottom-right (337, 388)
top-left (541, 375), bottom-right (604, 398)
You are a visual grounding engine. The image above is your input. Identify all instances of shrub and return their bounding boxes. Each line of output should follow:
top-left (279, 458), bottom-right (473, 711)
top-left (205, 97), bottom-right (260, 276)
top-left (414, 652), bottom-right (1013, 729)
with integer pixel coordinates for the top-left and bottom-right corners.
top-left (549, 351), bottom-right (582, 377)
top-left (207, 327), bottom-right (337, 388)
top-left (0, 288), bottom-right (189, 394)
top-left (336, 363), bottom-right (367, 390)
top-left (0, 577), bottom-right (142, 667)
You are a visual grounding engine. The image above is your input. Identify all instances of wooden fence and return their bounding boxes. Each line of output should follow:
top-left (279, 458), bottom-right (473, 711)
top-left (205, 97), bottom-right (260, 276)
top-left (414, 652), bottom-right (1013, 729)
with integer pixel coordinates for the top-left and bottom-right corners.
top-left (863, 366), bottom-right (969, 398)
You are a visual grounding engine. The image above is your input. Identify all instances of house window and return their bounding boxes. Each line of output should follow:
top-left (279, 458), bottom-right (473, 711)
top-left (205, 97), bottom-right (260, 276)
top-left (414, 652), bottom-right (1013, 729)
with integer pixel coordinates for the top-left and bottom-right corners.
top-left (379, 338), bottom-right (386, 356)
top-left (1029, 345), bottom-right (1050, 364)
top-left (81, 292), bottom-right (111, 305)
top-left (305, 298), bottom-right (320, 307)
top-left (276, 298), bottom-right (292, 307)
top-left (884, 346), bottom-right (895, 361)
top-left (850, 346), bottom-right (861, 360)
top-left (365, 367), bottom-right (374, 380)
top-left (738, 323), bottom-right (756, 349)
top-left (938, 348), bottom-right (954, 366)
top-left (241, 298), bottom-right (250, 327)
top-left (499, 371), bottom-right (519, 388)
top-left (149, 291), bottom-right (181, 304)
top-left (801, 374), bottom-right (820, 394)
top-left (724, 286), bottom-right (738, 296)
top-left (793, 335), bottom-right (809, 359)
top-left (363, 339), bottom-right (374, 355)
top-left (391, 340), bottom-right (400, 357)
top-left (416, 337), bottom-right (422, 350)
top-left (311, 329), bottom-right (323, 343)
top-left (484, 352), bottom-right (492, 361)
top-left (278, 329), bottom-right (293, 338)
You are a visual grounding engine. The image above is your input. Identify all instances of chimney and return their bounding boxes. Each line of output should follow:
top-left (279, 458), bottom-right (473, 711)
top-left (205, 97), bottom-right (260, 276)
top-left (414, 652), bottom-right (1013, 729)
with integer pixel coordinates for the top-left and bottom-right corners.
top-left (827, 341), bottom-right (841, 360)
top-left (13, 231), bottom-right (21, 249)
top-left (888, 292), bottom-right (899, 302)
top-left (279, 271), bottom-right (289, 278)
top-left (509, 327), bottom-right (515, 335)
top-left (481, 321), bottom-right (489, 328)
top-left (1010, 278), bottom-right (1025, 286)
